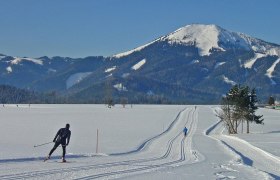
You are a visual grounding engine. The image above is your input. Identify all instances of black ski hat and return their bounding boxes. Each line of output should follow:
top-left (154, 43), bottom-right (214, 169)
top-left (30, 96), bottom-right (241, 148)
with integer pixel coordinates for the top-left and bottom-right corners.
top-left (66, 124), bottom-right (70, 129)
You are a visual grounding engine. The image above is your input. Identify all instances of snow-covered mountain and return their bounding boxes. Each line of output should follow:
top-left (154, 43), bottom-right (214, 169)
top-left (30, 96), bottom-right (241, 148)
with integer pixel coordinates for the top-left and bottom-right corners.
top-left (1, 24), bottom-right (280, 103)
top-left (114, 24), bottom-right (280, 58)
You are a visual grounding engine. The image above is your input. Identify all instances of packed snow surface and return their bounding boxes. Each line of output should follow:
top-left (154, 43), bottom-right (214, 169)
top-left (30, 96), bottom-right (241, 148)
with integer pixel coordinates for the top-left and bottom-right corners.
top-left (0, 105), bottom-right (279, 179)
top-left (66, 72), bottom-right (92, 89)
top-left (131, 59), bottom-right (146, 70)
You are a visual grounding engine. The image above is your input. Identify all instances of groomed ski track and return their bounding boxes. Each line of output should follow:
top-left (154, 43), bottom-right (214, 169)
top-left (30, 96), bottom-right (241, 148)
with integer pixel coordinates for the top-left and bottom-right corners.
top-left (207, 107), bottom-right (280, 178)
top-left (0, 107), bottom-right (200, 179)
top-left (0, 106), bottom-right (279, 179)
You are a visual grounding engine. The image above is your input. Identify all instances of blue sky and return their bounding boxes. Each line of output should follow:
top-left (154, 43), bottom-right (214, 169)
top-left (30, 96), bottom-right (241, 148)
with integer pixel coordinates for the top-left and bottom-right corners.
top-left (0, 0), bottom-right (279, 58)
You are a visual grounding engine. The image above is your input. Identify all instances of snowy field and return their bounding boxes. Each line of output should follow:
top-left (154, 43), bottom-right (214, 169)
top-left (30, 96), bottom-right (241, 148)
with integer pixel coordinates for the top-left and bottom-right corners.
top-left (0, 104), bottom-right (279, 179)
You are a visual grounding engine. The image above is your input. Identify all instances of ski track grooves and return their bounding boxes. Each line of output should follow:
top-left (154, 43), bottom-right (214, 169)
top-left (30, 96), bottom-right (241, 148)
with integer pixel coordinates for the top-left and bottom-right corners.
top-left (0, 107), bottom-right (198, 180)
top-left (74, 108), bottom-right (194, 180)
top-left (208, 107), bottom-right (280, 178)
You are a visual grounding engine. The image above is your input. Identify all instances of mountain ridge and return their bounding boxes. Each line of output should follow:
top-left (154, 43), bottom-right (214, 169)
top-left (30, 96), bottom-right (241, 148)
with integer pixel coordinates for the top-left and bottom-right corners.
top-left (113, 24), bottom-right (280, 58)
top-left (1, 24), bottom-right (280, 103)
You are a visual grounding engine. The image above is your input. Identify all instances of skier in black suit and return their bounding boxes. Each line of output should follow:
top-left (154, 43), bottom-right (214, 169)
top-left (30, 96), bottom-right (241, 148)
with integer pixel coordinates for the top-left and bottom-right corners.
top-left (45, 124), bottom-right (71, 162)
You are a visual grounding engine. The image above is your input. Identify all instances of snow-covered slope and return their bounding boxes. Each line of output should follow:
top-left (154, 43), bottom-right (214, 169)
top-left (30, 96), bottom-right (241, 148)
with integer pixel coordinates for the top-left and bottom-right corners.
top-left (244, 53), bottom-right (267, 68)
top-left (266, 58), bottom-right (280, 84)
top-left (114, 24), bottom-right (280, 58)
top-left (10, 57), bottom-right (43, 65)
top-left (66, 72), bottom-right (92, 89)
top-left (131, 59), bottom-right (146, 70)
top-left (2, 57), bottom-right (44, 74)
top-left (105, 66), bottom-right (116, 73)
top-left (113, 40), bottom-right (160, 58)
top-left (165, 24), bottom-right (226, 56)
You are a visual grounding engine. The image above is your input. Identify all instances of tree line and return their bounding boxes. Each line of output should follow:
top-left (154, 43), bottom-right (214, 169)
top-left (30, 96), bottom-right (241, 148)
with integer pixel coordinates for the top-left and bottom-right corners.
top-left (0, 85), bottom-right (172, 104)
top-left (0, 85), bottom-right (66, 104)
top-left (0, 85), bottom-right (39, 104)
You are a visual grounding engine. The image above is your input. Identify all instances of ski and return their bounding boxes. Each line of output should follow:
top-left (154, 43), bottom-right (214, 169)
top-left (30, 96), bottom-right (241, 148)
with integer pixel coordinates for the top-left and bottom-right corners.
top-left (43, 156), bottom-right (50, 162)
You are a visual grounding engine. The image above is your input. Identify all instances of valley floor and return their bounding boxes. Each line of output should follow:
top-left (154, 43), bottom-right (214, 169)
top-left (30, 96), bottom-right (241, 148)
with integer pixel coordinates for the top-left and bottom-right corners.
top-left (0, 105), bottom-right (279, 179)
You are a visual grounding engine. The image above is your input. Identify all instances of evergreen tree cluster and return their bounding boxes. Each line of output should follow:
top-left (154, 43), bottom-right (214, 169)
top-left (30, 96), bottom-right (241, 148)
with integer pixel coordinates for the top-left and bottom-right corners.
top-left (0, 85), bottom-right (39, 104)
top-left (0, 85), bottom-right (66, 104)
top-left (217, 85), bottom-right (264, 134)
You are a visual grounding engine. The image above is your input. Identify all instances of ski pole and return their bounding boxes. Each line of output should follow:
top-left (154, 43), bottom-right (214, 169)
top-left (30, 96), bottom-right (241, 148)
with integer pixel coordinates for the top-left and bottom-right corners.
top-left (34, 141), bottom-right (53, 148)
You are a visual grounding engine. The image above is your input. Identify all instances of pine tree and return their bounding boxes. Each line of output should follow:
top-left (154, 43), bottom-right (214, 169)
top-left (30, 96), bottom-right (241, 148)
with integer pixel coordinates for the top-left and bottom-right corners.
top-left (245, 88), bottom-right (264, 132)
top-left (219, 85), bottom-right (264, 134)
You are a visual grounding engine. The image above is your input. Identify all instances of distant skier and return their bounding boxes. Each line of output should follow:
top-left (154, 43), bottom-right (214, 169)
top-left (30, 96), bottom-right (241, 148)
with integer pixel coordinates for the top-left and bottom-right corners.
top-left (44, 124), bottom-right (71, 162)
top-left (183, 127), bottom-right (188, 137)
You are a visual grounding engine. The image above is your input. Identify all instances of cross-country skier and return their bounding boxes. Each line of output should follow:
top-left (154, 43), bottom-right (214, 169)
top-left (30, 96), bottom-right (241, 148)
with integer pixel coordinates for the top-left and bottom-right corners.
top-left (183, 127), bottom-right (188, 137)
top-left (44, 124), bottom-right (71, 162)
